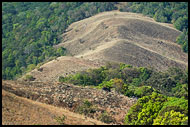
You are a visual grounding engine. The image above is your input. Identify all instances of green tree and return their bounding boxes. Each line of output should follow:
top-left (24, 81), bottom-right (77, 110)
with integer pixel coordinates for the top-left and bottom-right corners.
top-left (153, 110), bottom-right (188, 125)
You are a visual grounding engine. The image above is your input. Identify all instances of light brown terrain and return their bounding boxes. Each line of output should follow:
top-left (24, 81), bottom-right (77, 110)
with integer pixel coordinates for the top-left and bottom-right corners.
top-left (2, 89), bottom-right (107, 125)
top-left (2, 80), bottom-right (137, 125)
top-left (19, 56), bottom-right (103, 82)
top-left (20, 11), bottom-right (187, 82)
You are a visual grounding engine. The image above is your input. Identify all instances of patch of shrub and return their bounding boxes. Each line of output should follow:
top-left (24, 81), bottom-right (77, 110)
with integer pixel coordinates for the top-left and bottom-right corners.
top-left (134, 86), bottom-right (155, 98)
top-left (76, 99), bottom-right (97, 117)
top-left (98, 111), bottom-right (115, 124)
top-left (59, 63), bottom-right (187, 99)
top-left (125, 92), bottom-right (167, 125)
top-left (24, 75), bottom-right (35, 81)
top-left (125, 92), bottom-right (188, 125)
top-left (158, 97), bottom-right (188, 116)
top-left (55, 114), bottom-right (66, 125)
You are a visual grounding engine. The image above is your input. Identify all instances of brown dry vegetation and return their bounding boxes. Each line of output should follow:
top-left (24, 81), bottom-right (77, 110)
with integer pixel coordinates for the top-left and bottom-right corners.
top-left (2, 89), bottom-right (107, 125)
top-left (2, 80), bottom-right (137, 125)
top-left (19, 56), bottom-right (103, 82)
top-left (20, 11), bottom-right (187, 82)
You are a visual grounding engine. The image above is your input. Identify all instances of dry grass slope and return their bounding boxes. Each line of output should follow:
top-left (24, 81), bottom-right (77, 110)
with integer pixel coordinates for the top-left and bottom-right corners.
top-left (21, 11), bottom-right (187, 82)
top-left (2, 80), bottom-right (137, 125)
top-left (2, 89), bottom-right (107, 125)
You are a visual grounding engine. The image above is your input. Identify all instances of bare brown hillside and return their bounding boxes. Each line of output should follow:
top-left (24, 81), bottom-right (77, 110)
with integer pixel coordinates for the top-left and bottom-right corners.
top-left (2, 90), bottom-right (107, 125)
top-left (19, 56), bottom-right (103, 82)
top-left (20, 11), bottom-right (187, 82)
top-left (2, 80), bottom-right (137, 125)
top-left (55, 11), bottom-right (187, 70)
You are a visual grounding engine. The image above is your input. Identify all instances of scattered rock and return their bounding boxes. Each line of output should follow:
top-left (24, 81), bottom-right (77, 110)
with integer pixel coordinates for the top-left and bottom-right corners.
top-left (2, 80), bottom-right (137, 124)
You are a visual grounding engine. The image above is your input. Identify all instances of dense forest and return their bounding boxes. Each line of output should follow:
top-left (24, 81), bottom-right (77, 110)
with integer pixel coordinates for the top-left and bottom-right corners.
top-left (59, 62), bottom-right (188, 125)
top-left (2, 2), bottom-right (188, 80)
top-left (2, 2), bottom-right (117, 80)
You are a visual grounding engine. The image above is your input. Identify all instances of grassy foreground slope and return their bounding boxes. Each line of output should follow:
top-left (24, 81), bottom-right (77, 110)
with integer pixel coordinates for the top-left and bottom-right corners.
top-left (2, 89), bottom-right (107, 125)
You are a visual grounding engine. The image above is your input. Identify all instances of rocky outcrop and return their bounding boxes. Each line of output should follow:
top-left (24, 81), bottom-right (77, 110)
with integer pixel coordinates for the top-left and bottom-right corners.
top-left (2, 80), bottom-right (137, 124)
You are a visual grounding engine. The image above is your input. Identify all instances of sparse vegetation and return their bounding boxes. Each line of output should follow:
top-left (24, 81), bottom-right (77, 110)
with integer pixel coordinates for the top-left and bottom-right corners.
top-left (24, 75), bottom-right (35, 81)
top-left (98, 111), bottom-right (114, 124)
top-left (75, 99), bottom-right (97, 117)
top-left (55, 114), bottom-right (66, 125)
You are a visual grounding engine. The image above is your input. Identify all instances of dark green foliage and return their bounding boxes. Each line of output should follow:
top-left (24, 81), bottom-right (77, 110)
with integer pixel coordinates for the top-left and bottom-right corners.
top-left (59, 63), bottom-right (187, 99)
top-left (176, 29), bottom-right (188, 53)
top-left (158, 97), bottom-right (188, 116)
top-left (125, 92), bottom-right (188, 125)
top-left (133, 86), bottom-right (155, 98)
top-left (146, 67), bottom-right (188, 97)
top-left (2, 2), bottom-right (117, 80)
top-left (171, 83), bottom-right (188, 99)
top-left (174, 16), bottom-right (188, 31)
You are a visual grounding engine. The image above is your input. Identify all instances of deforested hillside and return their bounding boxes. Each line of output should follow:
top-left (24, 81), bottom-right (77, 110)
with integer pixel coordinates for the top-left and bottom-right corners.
top-left (23, 11), bottom-right (188, 82)
top-left (55, 11), bottom-right (187, 70)
top-left (18, 56), bottom-right (103, 82)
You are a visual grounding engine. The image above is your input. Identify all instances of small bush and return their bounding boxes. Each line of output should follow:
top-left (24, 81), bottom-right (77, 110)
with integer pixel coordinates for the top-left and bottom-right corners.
top-left (76, 99), bottom-right (97, 117)
top-left (55, 114), bottom-right (66, 125)
top-left (134, 86), bottom-right (155, 98)
top-left (98, 111), bottom-right (114, 124)
top-left (24, 75), bottom-right (35, 81)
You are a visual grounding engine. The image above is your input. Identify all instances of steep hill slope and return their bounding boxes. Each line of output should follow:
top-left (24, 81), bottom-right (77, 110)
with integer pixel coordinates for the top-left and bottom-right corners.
top-left (2, 80), bottom-right (137, 124)
top-left (19, 56), bottom-right (102, 82)
top-left (55, 11), bottom-right (187, 70)
top-left (2, 90), bottom-right (107, 125)
top-left (20, 11), bottom-right (187, 82)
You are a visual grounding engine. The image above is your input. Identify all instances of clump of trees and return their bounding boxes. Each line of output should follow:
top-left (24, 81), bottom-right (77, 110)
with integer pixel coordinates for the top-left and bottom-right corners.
top-left (125, 92), bottom-right (188, 125)
top-left (59, 62), bottom-right (188, 99)
top-left (59, 62), bottom-right (188, 125)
